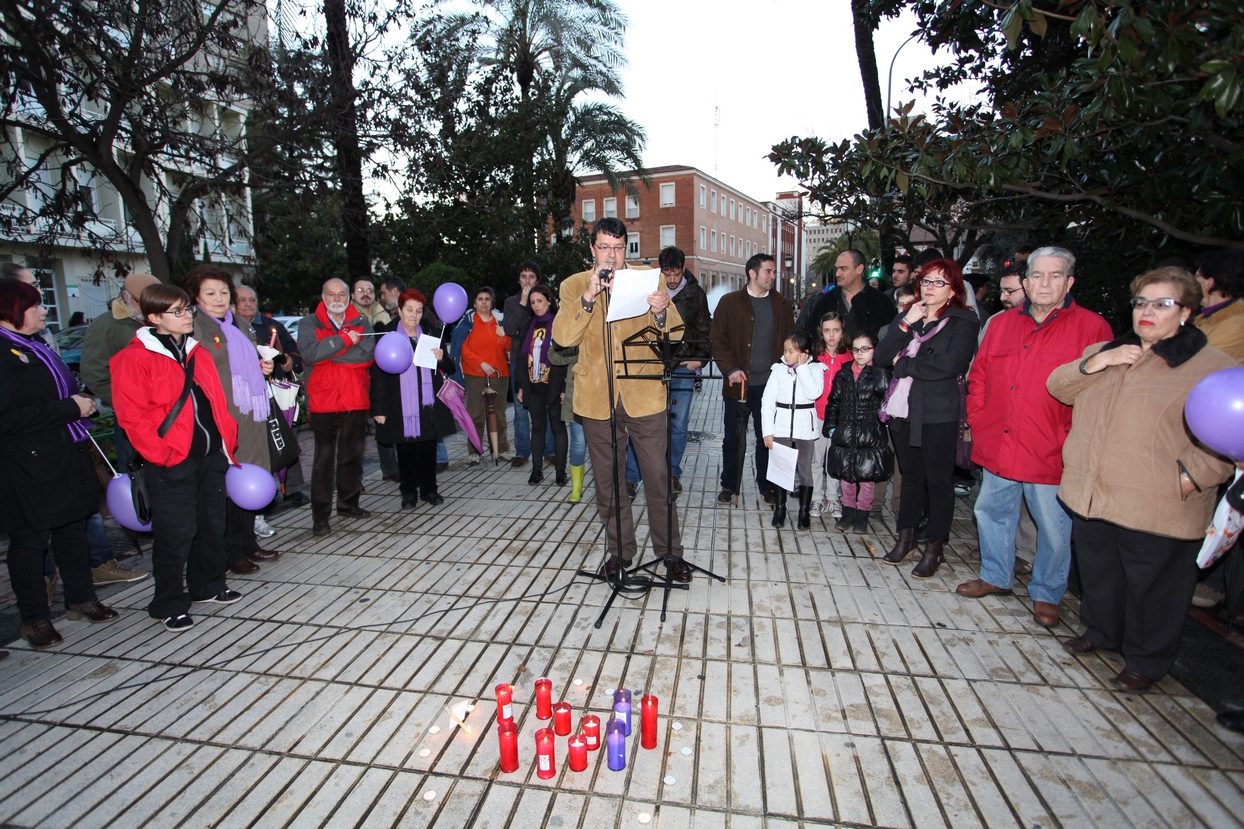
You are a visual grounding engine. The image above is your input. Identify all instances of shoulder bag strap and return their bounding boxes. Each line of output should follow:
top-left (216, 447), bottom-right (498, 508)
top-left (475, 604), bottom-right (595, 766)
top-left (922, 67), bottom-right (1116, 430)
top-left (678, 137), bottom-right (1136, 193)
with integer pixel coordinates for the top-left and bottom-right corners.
top-left (157, 351), bottom-right (197, 438)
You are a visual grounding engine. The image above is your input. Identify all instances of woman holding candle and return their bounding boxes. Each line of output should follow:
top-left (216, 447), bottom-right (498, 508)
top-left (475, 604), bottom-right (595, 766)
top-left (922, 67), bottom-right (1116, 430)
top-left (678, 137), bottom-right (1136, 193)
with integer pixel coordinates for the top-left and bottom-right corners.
top-left (370, 289), bottom-right (457, 508)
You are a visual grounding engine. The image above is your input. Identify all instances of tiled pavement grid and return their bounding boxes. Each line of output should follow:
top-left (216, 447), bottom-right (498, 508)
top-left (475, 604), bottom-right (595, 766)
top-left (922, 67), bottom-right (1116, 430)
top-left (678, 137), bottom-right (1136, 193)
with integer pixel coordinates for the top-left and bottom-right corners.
top-left (2, 380), bottom-right (1244, 828)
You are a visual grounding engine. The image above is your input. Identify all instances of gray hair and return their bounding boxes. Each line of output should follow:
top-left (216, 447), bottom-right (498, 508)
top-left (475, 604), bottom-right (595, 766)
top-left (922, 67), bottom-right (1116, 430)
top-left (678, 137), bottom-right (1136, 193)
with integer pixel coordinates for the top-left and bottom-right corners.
top-left (1026, 246), bottom-right (1076, 278)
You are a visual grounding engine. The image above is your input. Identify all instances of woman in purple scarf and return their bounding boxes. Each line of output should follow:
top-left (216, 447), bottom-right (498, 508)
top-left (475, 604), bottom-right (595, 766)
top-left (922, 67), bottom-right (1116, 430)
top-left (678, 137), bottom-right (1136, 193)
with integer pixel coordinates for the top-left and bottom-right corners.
top-left (370, 289), bottom-right (457, 508)
top-left (184, 265), bottom-right (276, 574)
top-left (0, 280), bottom-right (119, 648)
top-left (516, 285), bottom-right (567, 486)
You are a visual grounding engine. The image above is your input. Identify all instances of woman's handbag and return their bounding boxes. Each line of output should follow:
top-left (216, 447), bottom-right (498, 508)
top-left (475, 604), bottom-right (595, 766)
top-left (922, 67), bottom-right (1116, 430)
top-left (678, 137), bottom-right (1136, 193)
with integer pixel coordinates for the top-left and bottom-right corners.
top-left (265, 394), bottom-right (300, 471)
top-left (956, 376), bottom-right (974, 468)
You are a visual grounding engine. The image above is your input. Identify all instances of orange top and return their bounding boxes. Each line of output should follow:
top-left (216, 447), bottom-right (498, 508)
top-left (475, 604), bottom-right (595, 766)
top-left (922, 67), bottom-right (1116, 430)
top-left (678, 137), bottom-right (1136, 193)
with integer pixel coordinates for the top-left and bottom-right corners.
top-left (461, 314), bottom-right (511, 377)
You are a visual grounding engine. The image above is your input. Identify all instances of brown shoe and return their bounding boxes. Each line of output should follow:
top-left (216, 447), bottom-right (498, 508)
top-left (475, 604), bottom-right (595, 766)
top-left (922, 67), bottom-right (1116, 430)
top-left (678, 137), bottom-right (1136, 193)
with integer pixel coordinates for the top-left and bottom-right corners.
top-left (911, 539), bottom-right (944, 579)
top-left (668, 558), bottom-right (692, 583)
top-left (671, 477), bottom-right (683, 496)
top-left (66, 600), bottom-right (119, 623)
top-left (596, 555), bottom-right (628, 580)
top-left (956, 578), bottom-right (1013, 598)
top-left (1033, 601), bottom-right (1060, 627)
top-left (882, 528), bottom-right (919, 565)
top-left (1062, 636), bottom-right (1097, 656)
top-left (511, 456), bottom-right (529, 469)
top-left (249, 548), bottom-right (280, 561)
top-left (384, 472), bottom-right (401, 483)
top-left (21, 619), bottom-right (63, 648)
top-left (1112, 669), bottom-right (1153, 693)
top-left (229, 559), bottom-right (260, 575)
top-left (435, 462), bottom-right (449, 473)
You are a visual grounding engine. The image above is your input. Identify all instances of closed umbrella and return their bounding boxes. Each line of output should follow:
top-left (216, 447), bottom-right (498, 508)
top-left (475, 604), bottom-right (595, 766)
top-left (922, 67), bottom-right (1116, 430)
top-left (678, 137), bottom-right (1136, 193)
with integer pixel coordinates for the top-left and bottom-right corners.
top-left (730, 379), bottom-right (749, 506)
top-left (436, 377), bottom-right (482, 454)
top-left (483, 376), bottom-right (501, 464)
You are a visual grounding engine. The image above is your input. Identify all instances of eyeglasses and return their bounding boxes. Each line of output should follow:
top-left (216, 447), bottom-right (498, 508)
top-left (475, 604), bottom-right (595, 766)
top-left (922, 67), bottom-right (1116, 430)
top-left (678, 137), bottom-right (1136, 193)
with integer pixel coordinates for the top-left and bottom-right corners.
top-left (1129, 297), bottom-right (1183, 310)
top-left (162, 306), bottom-right (197, 318)
top-left (594, 244), bottom-right (626, 253)
top-left (851, 346), bottom-right (874, 354)
top-left (919, 278), bottom-right (950, 289)
top-left (353, 287), bottom-right (373, 294)
top-left (999, 287), bottom-right (1023, 296)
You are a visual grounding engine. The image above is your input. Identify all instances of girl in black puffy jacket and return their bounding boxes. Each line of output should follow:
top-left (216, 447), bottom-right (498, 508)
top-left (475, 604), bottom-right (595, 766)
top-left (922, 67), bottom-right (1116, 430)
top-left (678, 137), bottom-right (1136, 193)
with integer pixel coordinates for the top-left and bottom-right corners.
top-left (825, 332), bottom-right (894, 534)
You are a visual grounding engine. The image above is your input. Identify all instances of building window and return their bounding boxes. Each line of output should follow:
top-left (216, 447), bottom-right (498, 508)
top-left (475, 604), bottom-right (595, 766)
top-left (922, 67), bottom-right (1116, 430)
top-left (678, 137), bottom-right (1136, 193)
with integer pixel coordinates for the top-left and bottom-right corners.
top-left (700, 226), bottom-right (707, 250)
top-left (625, 195), bottom-right (639, 219)
top-left (582, 200), bottom-right (596, 223)
top-left (627, 233), bottom-right (640, 258)
top-left (699, 185), bottom-right (706, 208)
top-left (745, 206), bottom-right (751, 226)
top-left (660, 225), bottom-right (675, 249)
top-left (710, 190), bottom-right (717, 213)
top-left (730, 235), bottom-right (735, 257)
top-left (603, 197), bottom-right (617, 218)
top-left (710, 230), bottom-right (717, 252)
top-left (660, 183), bottom-right (675, 207)
top-left (730, 199), bottom-right (736, 220)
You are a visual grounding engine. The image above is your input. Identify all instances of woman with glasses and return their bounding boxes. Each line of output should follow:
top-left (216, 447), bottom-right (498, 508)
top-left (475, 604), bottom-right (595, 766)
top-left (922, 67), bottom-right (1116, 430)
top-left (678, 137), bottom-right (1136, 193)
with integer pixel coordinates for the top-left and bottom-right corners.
top-left (1048, 267), bottom-right (1236, 692)
top-left (184, 265), bottom-right (276, 576)
top-left (876, 259), bottom-right (979, 578)
top-left (112, 283), bottom-right (242, 632)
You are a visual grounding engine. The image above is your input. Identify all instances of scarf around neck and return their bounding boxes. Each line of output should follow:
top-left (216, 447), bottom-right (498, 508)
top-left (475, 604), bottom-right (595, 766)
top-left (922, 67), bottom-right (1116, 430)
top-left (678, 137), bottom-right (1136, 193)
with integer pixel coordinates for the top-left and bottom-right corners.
top-left (201, 307), bottom-right (269, 422)
top-left (0, 326), bottom-right (91, 442)
top-left (399, 321), bottom-right (435, 438)
top-left (883, 317), bottom-right (948, 419)
top-left (521, 311), bottom-right (555, 384)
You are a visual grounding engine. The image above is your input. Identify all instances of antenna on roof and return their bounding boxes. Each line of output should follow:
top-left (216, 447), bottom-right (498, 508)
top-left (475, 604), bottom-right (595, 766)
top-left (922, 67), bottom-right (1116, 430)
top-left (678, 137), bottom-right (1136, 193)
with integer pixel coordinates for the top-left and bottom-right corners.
top-left (714, 106), bottom-right (721, 174)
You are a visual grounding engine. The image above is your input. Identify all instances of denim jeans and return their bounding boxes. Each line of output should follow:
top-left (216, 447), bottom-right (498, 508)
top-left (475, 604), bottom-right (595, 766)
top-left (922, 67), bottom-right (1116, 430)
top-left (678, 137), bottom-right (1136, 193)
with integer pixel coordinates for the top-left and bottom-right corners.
top-left (568, 420), bottom-right (586, 466)
top-left (436, 439), bottom-right (448, 465)
top-left (511, 375), bottom-right (530, 458)
top-left (974, 469), bottom-right (1073, 604)
top-left (626, 367), bottom-right (695, 483)
top-left (86, 511), bottom-right (112, 568)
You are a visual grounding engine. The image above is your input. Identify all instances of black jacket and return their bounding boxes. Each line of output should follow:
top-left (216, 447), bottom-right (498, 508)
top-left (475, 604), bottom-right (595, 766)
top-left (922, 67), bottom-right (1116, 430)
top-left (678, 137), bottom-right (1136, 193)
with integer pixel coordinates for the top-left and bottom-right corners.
top-left (799, 284), bottom-right (897, 340)
top-left (0, 335), bottom-right (97, 532)
top-left (369, 320), bottom-right (458, 445)
top-left (875, 306), bottom-right (979, 445)
top-left (825, 364), bottom-right (894, 483)
top-left (670, 269), bottom-right (711, 363)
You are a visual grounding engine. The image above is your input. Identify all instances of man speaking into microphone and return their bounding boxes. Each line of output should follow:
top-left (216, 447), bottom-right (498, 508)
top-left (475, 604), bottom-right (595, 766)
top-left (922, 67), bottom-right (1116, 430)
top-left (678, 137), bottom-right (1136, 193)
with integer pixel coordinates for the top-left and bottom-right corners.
top-left (552, 217), bottom-right (689, 581)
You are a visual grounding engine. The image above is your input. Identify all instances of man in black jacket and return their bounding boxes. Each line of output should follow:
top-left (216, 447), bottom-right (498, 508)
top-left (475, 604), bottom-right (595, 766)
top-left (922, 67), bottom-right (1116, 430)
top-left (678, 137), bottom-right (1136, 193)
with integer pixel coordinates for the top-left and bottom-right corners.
top-left (503, 261), bottom-right (542, 469)
top-left (798, 249), bottom-right (896, 339)
top-left (625, 247), bottom-right (710, 498)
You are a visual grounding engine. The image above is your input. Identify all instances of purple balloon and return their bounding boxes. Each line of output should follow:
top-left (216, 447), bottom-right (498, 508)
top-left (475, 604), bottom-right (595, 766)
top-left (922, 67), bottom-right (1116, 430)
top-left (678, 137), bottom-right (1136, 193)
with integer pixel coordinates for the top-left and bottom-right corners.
top-left (226, 463), bottom-right (278, 511)
top-left (1185, 367), bottom-right (1244, 460)
top-left (433, 283), bottom-right (469, 324)
top-left (105, 475), bottom-right (152, 533)
top-left (374, 330), bottom-right (414, 374)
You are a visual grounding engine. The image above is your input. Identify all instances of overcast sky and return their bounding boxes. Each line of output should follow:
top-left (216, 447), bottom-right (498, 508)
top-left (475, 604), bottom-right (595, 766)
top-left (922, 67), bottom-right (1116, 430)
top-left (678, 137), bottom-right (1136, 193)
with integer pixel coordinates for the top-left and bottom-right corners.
top-left (608, 0), bottom-right (964, 206)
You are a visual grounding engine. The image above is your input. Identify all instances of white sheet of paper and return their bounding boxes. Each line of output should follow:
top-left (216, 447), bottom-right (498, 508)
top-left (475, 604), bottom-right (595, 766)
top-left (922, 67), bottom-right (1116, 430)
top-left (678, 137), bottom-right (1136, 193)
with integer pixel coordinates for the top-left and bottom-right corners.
top-left (605, 268), bottom-right (660, 322)
top-left (766, 442), bottom-right (798, 492)
top-left (413, 334), bottom-right (442, 369)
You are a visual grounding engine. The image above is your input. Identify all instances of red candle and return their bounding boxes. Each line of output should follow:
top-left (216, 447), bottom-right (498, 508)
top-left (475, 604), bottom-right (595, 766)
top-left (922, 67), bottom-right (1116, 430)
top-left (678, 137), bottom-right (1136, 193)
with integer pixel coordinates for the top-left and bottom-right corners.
top-left (581, 714), bottom-right (601, 750)
top-left (497, 720), bottom-right (519, 773)
top-left (495, 683), bottom-right (514, 724)
top-left (641, 695), bottom-right (658, 749)
top-left (567, 733), bottom-right (588, 771)
top-left (552, 701), bottom-right (572, 736)
top-left (535, 727), bottom-right (556, 779)
top-left (534, 677), bottom-right (553, 720)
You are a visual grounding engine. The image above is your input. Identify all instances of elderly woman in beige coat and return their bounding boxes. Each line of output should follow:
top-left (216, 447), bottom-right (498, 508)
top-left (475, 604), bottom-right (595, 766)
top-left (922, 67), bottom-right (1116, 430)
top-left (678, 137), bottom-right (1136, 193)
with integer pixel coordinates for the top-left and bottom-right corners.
top-left (1048, 267), bottom-right (1236, 692)
top-left (184, 265), bottom-right (277, 575)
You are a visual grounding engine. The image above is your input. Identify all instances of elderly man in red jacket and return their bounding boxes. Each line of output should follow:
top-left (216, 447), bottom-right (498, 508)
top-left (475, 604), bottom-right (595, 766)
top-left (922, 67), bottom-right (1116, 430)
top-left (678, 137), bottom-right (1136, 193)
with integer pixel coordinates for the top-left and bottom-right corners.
top-left (957, 247), bottom-right (1113, 627)
top-left (298, 278), bottom-right (376, 536)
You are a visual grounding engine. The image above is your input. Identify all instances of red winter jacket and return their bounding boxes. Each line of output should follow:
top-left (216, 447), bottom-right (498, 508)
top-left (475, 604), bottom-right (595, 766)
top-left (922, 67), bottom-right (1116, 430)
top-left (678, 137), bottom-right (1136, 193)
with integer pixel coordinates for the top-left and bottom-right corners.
top-left (297, 302), bottom-right (375, 414)
top-left (111, 328), bottom-right (239, 468)
top-left (966, 300), bottom-right (1112, 484)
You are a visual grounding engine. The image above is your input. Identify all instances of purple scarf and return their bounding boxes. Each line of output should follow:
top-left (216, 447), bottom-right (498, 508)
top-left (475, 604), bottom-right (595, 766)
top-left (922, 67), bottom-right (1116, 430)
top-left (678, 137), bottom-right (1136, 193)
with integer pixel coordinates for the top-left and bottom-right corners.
top-left (399, 322), bottom-right (435, 438)
top-left (202, 307), bottom-right (269, 422)
top-left (0, 326), bottom-right (91, 442)
top-left (521, 312), bottom-right (555, 383)
top-left (883, 317), bottom-right (948, 419)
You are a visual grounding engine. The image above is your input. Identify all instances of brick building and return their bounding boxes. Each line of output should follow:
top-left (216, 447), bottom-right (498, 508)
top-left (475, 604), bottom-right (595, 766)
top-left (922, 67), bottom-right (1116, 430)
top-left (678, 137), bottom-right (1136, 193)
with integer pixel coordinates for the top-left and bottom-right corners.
top-left (575, 166), bottom-right (773, 294)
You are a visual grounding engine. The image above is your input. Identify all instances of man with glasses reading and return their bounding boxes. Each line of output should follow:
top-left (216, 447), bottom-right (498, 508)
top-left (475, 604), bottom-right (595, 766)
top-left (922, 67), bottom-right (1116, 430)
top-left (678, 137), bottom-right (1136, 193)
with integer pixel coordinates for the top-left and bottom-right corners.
top-left (957, 246), bottom-right (1112, 628)
top-left (552, 218), bottom-right (689, 582)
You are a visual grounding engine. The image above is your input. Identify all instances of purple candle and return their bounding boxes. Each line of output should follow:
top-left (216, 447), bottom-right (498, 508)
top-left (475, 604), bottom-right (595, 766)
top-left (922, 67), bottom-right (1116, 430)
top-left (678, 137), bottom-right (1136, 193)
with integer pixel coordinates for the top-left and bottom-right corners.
top-left (613, 689), bottom-right (632, 736)
top-left (606, 716), bottom-right (626, 771)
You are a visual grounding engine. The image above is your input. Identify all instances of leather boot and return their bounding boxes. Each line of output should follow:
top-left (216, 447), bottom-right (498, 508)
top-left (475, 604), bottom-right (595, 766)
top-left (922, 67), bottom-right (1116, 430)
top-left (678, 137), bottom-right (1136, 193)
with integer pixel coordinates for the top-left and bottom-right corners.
top-left (567, 464), bottom-right (585, 503)
top-left (911, 539), bottom-right (945, 579)
top-left (771, 490), bottom-right (788, 528)
top-left (796, 487), bottom-right (814, 529)
top-left (882, 528), bottom-right (919, 565)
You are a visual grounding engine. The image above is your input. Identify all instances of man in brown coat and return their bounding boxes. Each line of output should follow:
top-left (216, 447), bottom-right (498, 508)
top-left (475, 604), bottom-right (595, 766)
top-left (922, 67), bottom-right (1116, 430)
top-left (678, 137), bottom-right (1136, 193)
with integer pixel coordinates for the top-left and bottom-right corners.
top-left (710, 254), bottom-right (794, 504)
top-left (552, 218), bottom-right (687, 581)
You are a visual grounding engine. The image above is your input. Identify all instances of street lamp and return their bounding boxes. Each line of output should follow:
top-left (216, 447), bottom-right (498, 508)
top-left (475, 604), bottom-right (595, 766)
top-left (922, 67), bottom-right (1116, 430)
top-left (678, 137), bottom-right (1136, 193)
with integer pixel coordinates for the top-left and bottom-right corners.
top-left (844, 219), bottom-right (857, 250)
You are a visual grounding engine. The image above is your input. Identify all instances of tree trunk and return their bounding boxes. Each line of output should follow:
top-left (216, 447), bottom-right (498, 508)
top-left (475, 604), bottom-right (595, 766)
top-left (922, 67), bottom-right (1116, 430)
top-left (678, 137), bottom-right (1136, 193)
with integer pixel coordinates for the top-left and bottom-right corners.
top-left (325, 0), bottom-right (371, 282)
top-left (851, 0), bottom-right (884, 131)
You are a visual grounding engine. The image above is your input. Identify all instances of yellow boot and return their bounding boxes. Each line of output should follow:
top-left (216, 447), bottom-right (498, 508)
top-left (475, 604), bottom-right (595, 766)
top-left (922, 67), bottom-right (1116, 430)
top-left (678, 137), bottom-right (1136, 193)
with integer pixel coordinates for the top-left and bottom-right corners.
top-left (567, 464), bottom-right (585, 503)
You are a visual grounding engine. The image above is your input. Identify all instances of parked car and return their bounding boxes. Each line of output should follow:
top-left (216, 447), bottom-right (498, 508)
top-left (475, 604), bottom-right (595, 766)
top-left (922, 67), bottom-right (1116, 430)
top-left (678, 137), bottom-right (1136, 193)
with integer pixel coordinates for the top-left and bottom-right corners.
top-left (274, 315), bottom-right (301, 341)
top-left (52, 324), bottom-right (89, 390)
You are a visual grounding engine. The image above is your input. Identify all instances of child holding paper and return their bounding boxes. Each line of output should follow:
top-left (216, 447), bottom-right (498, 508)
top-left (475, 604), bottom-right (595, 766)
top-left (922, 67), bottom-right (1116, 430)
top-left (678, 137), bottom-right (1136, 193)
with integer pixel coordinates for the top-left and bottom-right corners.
top-left (762, 331), bottom-right (826, 529)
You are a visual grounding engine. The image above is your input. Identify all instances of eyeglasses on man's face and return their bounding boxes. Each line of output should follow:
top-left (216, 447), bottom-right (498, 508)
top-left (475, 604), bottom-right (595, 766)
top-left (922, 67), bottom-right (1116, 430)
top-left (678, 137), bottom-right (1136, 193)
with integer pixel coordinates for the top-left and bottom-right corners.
top-left (999, 287), bottom-right (1023, 296)
top-left (162, 306), bottom-right (197, 318)
top-left (1129, 297), bottom-right (1182, 310)
top-left (594, 243), bottom-right (626, 254)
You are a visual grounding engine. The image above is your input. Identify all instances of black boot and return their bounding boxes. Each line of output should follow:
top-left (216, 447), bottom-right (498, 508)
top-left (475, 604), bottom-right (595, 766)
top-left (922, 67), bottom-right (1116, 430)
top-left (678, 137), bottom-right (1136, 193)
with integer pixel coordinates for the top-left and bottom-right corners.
top-left (796, 487), bottom-right (814, 529)
top-left (771, 489), bottom-right (788, 528)
top-left (852, 509), bottom-right (870, 534)
top-left (834, 507), bottom-right (855, 532)
top-left (911, 539), bottom-right (945, 579)
top-left (882, 528), bottom-right (919, 564)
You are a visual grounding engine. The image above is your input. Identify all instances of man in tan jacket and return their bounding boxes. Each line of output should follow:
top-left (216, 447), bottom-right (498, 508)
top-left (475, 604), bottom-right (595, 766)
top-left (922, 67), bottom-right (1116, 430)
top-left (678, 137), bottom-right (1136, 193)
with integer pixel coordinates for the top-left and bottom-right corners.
top-left (552, 218), bottom-right (687, 581)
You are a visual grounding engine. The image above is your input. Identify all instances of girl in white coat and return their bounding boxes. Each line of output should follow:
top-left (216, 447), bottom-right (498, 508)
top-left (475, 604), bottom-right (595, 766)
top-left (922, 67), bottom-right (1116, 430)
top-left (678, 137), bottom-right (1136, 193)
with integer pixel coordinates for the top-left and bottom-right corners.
top-left (762, 331), bottom-right (827, 529)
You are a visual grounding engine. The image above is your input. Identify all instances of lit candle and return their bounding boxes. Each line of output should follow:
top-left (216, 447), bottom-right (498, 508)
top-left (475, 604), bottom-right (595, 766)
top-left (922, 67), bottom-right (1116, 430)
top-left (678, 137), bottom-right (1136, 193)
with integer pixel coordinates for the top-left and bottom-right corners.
top-left (497, 720), bottom-right (519, 773)
top-left (535, 677), bottom-right (553, 720)
top-left (535, 727), bottom-right (556, 779)
top-left (581, 714), bottom-right (601, 750)
top-left (613, 689), bottom-right (632, 736)
top-left (495, 683), bottom-right (514, 725)
top-left (567, 733), bottom-right (588, 772)
top-left (640, 695), bottom-right (658, 749)
top-left (553, 701), bottom-right (572, 736)
top-left (606, 716), bottom-right (626, 771)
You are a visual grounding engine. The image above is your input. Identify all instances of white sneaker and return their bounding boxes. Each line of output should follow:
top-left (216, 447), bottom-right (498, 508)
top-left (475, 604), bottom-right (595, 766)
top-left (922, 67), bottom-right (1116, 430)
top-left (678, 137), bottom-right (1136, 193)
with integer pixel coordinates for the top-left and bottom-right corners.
top-left (499, 452), bottom-right (514, 462)
top-left (809, 499), bottom-right (827, 517)
top-left (254, 515), bottom-right (276, 538)
top-left (828, 500), bottom-right (843, 519)
top-left (468, 455), bottom-right (481, 466)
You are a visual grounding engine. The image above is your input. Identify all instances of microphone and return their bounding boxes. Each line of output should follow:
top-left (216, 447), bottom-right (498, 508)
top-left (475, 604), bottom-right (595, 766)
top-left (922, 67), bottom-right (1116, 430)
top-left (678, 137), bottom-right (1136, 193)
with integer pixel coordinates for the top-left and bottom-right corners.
top-left (598, 267), bottom-right (614, 299)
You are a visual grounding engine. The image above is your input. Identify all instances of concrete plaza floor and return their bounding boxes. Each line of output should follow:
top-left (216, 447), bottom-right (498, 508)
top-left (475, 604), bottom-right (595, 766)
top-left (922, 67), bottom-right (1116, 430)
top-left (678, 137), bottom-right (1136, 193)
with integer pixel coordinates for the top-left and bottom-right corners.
top-left (2, 385), bottom-right (1244, 828)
